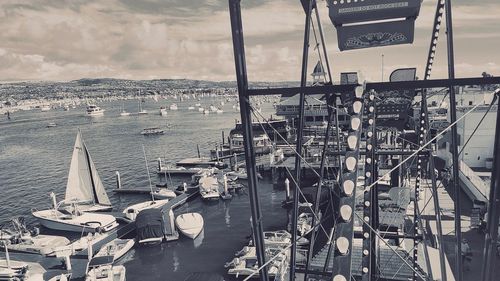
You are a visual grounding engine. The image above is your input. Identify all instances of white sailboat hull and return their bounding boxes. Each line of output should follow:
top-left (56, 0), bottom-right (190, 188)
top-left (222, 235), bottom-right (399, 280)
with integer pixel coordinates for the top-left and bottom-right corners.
top-left (32, 209), bottom-right (118, 233)
top-left (122, 200), bottom-right (169, 221)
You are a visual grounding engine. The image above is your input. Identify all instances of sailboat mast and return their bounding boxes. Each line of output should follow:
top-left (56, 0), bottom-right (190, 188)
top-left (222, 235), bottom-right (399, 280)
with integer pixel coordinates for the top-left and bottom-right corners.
top-left (82, 136), bottom-right (99, 205)
top-left (142, 145), bottom-right (155, 202)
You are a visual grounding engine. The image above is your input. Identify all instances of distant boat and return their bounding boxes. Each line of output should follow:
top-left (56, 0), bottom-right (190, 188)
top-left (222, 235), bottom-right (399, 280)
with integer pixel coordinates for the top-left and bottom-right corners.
top-left (138, 100), bottom-right (147, 115)
top-left (216, 109), bottom-right (223, 114)
top-left (187, 106), bottom-right (195, 110)
top-left (40, 105), bottom-right (51, 112)
top-left (86, 105), bottom-right (104, 116)
top-left (47, 122), bottom-right (57, 128)
top-left (141, 127), bottom-right (164, 135)
top-left (122, 199), bottom-right (169, 221)
top-left (120, 104), bottom-right (130, 116)
top-left (198, 107), bottom-right (204, 112)
top-left (203, 109), bottom-right (210, 115)
top-left (160, 107), bottom-right (168, 116)
top-left (169, 104), bottom-right (178, 111)
top-left (175, 213), bottom-right (204, 239)
top-left (195, 103), bottom-right (201, 107)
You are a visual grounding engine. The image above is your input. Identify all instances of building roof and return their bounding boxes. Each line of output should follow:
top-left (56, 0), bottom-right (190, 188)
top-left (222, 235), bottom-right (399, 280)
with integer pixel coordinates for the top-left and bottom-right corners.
top-left (278, 94), bottom-right (325, 106)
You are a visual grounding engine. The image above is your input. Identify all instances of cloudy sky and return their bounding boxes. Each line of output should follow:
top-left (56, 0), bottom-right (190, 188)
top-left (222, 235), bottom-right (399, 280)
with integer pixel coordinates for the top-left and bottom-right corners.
top-left (0, 0), bottom-right (498, 82)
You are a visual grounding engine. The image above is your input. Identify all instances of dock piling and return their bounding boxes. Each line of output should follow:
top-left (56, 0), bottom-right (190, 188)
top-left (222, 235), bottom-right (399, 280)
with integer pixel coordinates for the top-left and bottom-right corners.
top-left (115, 171), bottom-right (122, 189)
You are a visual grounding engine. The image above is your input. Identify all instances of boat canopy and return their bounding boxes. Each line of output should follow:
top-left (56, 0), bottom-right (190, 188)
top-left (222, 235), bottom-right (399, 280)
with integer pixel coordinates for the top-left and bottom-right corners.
top-left (135, 209), bottom-right (167, 241)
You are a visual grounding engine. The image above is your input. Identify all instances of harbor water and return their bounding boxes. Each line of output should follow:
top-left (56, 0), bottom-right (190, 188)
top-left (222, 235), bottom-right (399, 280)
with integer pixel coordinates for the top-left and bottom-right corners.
top-left (0, 97), bottom-right (288, 280)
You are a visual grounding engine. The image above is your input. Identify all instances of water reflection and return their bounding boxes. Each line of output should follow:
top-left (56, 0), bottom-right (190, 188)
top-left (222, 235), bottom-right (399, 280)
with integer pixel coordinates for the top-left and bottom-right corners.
top-left (193, 229), bottom-right (205, 248)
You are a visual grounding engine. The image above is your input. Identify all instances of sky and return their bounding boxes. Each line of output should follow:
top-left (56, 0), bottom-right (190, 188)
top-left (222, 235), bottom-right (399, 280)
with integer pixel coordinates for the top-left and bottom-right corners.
top-left (0, 0), bottom-right (498, 82)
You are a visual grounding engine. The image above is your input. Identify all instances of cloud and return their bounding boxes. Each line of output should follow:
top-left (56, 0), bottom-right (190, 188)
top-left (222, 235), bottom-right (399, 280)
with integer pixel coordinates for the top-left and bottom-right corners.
top-left (0, 0), bottom-right (498, 82)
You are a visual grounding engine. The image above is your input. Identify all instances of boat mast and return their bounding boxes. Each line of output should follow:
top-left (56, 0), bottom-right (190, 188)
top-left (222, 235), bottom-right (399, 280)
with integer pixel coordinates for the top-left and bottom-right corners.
top-left (143, 145), bottom-right (155, 202)
top-left (81, 132), bottom-right (100, 205)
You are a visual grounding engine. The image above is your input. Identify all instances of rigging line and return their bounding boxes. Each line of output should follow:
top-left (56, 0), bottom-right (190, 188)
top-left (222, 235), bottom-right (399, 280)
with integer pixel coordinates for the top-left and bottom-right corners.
top-left (364, 101), bottom-right (484, 191)
top-left (353, 212), bottom-right (427, 280)
top-left (248, 107), bottom-right (330, 237)
top-left (242, 211), bottom-right (354, 281)
top-left (249, 104), bottom-right (323, 180)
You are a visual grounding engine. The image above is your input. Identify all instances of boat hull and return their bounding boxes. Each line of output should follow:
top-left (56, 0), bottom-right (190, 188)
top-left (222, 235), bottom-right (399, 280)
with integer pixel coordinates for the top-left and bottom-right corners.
top-left (175, 213), bottom-right (204, 239)
top-left (32, 210), bottom-right (118, 233)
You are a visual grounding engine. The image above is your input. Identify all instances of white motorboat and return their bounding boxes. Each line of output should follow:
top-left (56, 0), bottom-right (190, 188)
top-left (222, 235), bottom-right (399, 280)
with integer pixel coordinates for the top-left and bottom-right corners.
top-left (32, 206), bottom-right (118, 233)
top-left (151, 188), bottom-right (177, 200)
top-left (122, 200), bottom-right (169, 221)
top-left (187, 106), bottom-right (195, 110)
top-left (0, 218), bottom-right (70, 256)
top-left (47, 122), bottom-right (57, 128)
top-left (175, 213), bottom-right (204, 239)
top-left (40, 104), bottom-right (51, 112)
top-left (159, 107), bottom-right (168, 116)
top-left (203, 109), bottom-right (210, 115)
top-left (226, 170), bottom-right (248, 180)
top-left (216, 109), bottom-right (223, 114)
top-left (198, 176), bottom-right (220, 200)
top-left (225, 246), bottom-right (287, 278)
top-left (94, 239), bottom-right (135, 262)
top-left (85, 256), bottom-right (126, 281)
top-left (86, 105), bottom-right (104, 116)
top-left (0, 259), bottom-right (28, 280)
top-left (297, 213), bottom-right (313, 236)
top-left (60, 131), bottom-right (113, 213)
top-left (195, 103), bottom-right (201, 107)
top-left (198, 107), bottom-right (204, 112)
top-left (169, 104), bottom-right (178, 110)
top-left (119, 103), bottom-right (130, 116)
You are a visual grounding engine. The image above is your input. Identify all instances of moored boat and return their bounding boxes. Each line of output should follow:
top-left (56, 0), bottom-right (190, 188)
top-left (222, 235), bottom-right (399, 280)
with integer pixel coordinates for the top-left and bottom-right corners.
top-left (175, 213), bottom-right (204, 239)
top-left (122, 199), bottom-right (169, 221)
top-left (94, 239), bottom-right (135, 262)
top-left (151, 188), bottom-right (177, 200)
top-left (85, 255), bottom-right (126, 281)
top-left (86, 105), bottom-right (104, 116)
top-left (141, 127), bottom-right (164, 135)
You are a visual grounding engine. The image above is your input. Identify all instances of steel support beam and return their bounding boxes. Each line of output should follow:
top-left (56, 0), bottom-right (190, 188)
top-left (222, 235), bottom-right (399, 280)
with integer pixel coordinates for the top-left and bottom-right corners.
top-left (228, 1), bottom-right (268, 280)
top-left (247, 77), bottom-right (500, 96)
top-left (290, 1), bottom-right (314, 280)
top-left (481, 89), bottom-right (500, 281)
top-left (444, 1), bottom-right (462, 279)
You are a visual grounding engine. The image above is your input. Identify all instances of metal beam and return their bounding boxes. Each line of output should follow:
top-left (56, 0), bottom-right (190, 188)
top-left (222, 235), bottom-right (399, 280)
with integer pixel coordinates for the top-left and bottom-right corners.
top-left (290, 1), bottom-right (314, 279)
top-left (228, 1), bottom-right (268, 280)
top-left (247, 77), bottom-right (500, 96)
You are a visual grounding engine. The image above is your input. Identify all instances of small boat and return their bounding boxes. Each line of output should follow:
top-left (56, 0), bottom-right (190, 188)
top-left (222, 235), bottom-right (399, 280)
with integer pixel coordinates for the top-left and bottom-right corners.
top-left (175, 213), bottom-right (204, 239)
top-left (169, 104), bottom-right (178, 111)
top-left (151, 188), bottom-right (177, 200)
top-left (122, 199), bottom-right (169, 221)
top-left (0, 218), bottom-right (70, 256)
top-left (187, 106), bottom-right (195, 110)
top-left (86, 105), bottom-right (104, 116)
top-left (32, 206), bottom-right (118, 233)
top-left (297, 213), bottom-right (313, 236)
top-left (198, 107), bottom-right (204, 112)
top-left (157, 162), bottom-right (203, 175)
top-left (85, 256), bottom-right (126, 281)
top-left (159, 107), bottom-right (168, 116)
top-left (225, 246), bottom-right (287, 278)
top-left (47, 122), bottom-right (57, 128)
top-left (94, 239), bottom-right (135, 262)
top-left (203, 109), bottom-right (210, 115)
top-left (198, 176), bottom-right (220, 200)
top-left (216, 109), bottom-right (223, 114)
top-left (0, 243), bottom-right (29, 280)
top-left (135, 209), bottom-right (175, 245)
top-left (119, 104), bottom-right (130, 116)
top-left (195, 103), bottom-right (201, 107)
top-left (141, 127), bottom-right (164, 135)
top-left (40, 105), bottom-right (51, 112)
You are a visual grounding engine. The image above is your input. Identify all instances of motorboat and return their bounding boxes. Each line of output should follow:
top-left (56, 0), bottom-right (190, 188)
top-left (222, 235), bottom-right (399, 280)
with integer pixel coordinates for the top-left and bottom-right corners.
top-left (151, 188), bottom-right (177, 200)
top-left (198, 107), bottom-right (204, 112)
top-left (226, 169), bottom-right (248, 180)
top-left (203, 109), bottom-right (210, 115)
top-left (209, 105), bottom-right (217, 112)
top-left (0, 217), bottom-right (70, 256)
top-left (94, 239), bottom-right (135, 262)
top-left (169, 104), bottom-right (178, 110)
top-left (141, 128), bottom-right (164, 135)
top-left (32, 203), bottom-right (118, 233)
top-left (216, 109), bottom-right (223, 114)
top-left (59, 131), bottom-right (113, 213)
top-left (0, 258), bottom-right (28, 281)
top-left (159, 107), bottom-right (168, 116)
top-left (135, 209), bottom-right (175, 246)
top-left (225, 246), bottom-right (288, 278)
top-left (86, 105), bottom-right (104, 116)
top-left (198, 176), bottom-right (220, 201)
top-left (122, 199), bottom-right (169, 221)
top-left (195, 103), bottom-right (201, 107)
top-left (156, 161), bottom-right (203, 175)
top-left (187, 106), bottom-right (195, 110)
top-left (175, 213), bottom-right (204, 239)
top-left (85, 255), bottom-right (126, 281)
top-left (47, 122), bottom-right (57, 128)
top-left (40, 104), bottom-right (51, 112)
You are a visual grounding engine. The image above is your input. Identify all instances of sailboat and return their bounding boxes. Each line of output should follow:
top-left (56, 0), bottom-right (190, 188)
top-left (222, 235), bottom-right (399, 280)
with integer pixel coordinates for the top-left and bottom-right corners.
top-left (138, 100), bottom-right (148, 115)
top-left (32, 131), bottom-right (118, 233)
top-left (120, 103), bottom-right (130, 116)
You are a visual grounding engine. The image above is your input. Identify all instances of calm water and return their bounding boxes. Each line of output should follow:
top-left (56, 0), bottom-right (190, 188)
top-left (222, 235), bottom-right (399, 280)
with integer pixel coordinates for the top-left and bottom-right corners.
top-left (0, 97), bottom-right (288, 280)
